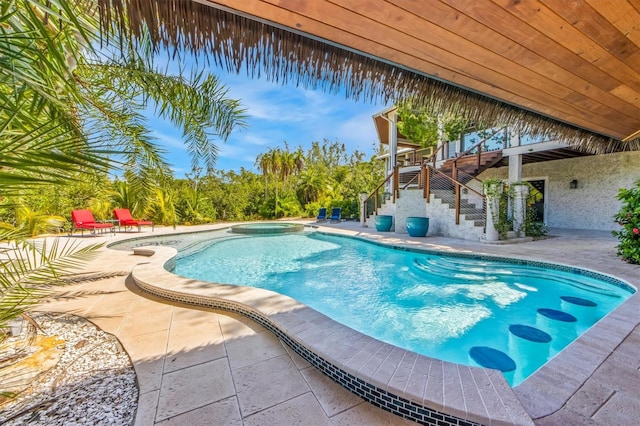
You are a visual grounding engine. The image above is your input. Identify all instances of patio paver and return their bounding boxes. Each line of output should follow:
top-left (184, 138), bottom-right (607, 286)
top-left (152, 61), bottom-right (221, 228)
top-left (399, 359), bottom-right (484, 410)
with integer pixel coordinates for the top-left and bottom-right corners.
top-left (39, 222), bottom-right (639, 425)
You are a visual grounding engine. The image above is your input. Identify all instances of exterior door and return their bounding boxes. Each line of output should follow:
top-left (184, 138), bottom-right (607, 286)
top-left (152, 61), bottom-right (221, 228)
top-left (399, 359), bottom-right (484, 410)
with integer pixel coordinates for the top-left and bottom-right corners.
top-left (526, 180), bottom-right (545, 223)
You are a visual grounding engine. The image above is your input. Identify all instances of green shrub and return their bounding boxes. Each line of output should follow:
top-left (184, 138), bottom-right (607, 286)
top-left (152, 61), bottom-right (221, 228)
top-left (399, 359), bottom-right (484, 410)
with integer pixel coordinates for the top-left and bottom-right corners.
top-left (613, 180), bottom-right (640, 264)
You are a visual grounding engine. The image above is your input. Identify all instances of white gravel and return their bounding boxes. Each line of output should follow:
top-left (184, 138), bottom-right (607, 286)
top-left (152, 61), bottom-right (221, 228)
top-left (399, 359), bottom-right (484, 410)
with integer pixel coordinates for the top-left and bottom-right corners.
top-left (0, 312), bottom-right (137, 425)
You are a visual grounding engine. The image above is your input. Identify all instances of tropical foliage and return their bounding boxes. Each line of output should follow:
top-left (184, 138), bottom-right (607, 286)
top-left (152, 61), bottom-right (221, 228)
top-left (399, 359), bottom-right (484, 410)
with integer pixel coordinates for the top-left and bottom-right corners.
top-left (484, 180), bottom-right (548, 240)
top-left (396, 99), bottom-right (468, 147)
top-left (2, 139), bottom-right (384, 228)
top-left (1, 0), bottom-right (246, 193)
top-left (613, 180), bottom-right (640, 264)
top-left (0, 0), bottom-right (246, 339)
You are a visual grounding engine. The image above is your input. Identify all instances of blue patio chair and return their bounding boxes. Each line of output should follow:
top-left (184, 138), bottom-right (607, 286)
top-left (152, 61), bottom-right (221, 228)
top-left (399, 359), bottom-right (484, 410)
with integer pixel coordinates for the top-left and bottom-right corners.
top-left (316, 207), bottom-right (327, 222)
top-left (329, 207), bottom-right (341, 223)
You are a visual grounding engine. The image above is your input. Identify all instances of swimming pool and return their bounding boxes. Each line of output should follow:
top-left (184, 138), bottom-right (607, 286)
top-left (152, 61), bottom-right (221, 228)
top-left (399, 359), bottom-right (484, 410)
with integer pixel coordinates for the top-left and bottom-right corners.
top-left (160, 228), bottom-right (634, 386)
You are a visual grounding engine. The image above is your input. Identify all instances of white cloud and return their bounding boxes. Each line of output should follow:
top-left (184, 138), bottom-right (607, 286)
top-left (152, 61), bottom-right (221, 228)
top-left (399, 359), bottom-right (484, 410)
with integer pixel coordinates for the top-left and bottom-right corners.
top-left (148, 59), bottom-right (389, 175)
top-left (152, 132), bottom-right (187, 150)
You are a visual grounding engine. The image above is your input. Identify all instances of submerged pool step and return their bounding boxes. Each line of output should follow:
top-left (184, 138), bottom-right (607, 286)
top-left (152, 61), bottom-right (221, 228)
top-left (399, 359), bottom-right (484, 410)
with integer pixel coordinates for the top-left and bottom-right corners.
top-left (560, 296), bottom-right (599, 325)
top-left (469, 346), bottom-right (517, 383)
top-left (412, 258), bottom-right (497, 281)
top-left (508, 325), bottom-right (552, 384)
top-left (414, 257), bottom-right (621, 298)
top-left (536, 308), bottom-right (578, 351)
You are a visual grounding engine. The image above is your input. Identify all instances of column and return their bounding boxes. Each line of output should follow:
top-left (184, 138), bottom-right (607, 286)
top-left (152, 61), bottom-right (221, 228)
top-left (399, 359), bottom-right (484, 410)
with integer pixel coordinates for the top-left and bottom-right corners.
top-left (512, 184), bottom-right (529, 237)
top-left (360, 193), bottom-right (368, 228)
top-left (484, 181), bottom-right (503, 241)
top-left (388, 110), bottom-right (398, 194)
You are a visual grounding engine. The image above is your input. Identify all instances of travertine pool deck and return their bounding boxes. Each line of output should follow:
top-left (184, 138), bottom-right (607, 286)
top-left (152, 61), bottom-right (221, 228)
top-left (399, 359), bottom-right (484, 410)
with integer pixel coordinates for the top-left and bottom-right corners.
top-left (40, 222), bottom-right (639, 425)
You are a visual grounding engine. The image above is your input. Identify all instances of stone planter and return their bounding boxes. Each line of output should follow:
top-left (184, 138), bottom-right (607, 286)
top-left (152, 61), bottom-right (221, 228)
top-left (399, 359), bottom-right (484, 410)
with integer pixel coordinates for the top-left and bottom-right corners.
top-left (406, 216), bottom-right (429, 237)
top-left (374, 215), bottom-right (393, 232)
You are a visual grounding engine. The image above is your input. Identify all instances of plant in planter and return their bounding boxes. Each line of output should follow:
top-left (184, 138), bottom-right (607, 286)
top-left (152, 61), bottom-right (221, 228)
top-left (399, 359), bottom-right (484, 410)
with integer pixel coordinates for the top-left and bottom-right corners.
top-left (484, 180), bottom-right (548, 240)
top-left (613, 180), bottom-right (640, 264)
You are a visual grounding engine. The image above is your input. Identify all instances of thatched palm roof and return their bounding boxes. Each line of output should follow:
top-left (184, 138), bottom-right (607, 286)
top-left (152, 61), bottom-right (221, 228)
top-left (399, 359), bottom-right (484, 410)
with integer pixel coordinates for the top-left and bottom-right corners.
top-left (98, 0), bottom-right (640, 154)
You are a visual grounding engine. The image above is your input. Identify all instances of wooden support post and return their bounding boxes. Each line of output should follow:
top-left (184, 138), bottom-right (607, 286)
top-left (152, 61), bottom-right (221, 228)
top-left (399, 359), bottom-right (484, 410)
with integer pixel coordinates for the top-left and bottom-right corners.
top-left (424, 166), bottom-right (431, 202)
top-left (455, 184), bottom-right (461, 225)
top-left (393, 166), bottom-right (399, 202)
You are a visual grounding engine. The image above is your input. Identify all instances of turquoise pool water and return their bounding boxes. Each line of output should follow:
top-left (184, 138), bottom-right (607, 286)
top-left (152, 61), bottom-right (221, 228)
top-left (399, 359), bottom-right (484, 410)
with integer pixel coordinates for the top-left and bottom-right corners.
top-left (128, 229), bottom-right (633, 386)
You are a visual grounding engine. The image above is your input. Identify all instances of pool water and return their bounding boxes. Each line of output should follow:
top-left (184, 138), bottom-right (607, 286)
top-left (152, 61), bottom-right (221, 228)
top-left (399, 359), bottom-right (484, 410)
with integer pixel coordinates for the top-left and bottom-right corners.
top-left (171, 231), bottom-right (633, 386)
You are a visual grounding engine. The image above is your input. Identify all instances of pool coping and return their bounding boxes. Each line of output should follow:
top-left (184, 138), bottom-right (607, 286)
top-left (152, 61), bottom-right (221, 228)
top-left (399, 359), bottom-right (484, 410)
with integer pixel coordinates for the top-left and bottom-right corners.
top-left (131, 244), bottom-right (531, 425)
top-left (123, 225), bottom-right (638, 426)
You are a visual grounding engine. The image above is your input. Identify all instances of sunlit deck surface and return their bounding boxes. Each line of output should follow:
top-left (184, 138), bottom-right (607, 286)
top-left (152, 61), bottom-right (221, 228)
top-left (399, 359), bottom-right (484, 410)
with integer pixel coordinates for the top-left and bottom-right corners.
top-left (42, 222), bottom-right (639, 425)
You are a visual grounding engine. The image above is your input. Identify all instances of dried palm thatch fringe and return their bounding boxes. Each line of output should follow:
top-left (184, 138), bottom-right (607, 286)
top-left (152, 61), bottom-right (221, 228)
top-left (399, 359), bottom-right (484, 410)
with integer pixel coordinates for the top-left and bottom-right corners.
top-left (96, 0), bottom-right (640, 153)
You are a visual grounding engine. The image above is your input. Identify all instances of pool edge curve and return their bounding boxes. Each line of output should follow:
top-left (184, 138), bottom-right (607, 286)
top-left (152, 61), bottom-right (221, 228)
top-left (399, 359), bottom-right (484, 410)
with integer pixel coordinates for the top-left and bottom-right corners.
top-left (130, 244), bottom-right (533, 426)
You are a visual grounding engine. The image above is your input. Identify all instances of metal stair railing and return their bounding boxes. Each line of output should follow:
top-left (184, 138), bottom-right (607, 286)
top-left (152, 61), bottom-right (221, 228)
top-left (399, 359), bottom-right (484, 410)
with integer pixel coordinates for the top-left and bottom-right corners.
top-left (364, 166), bottom-right (399, 217)
top-left (452, 126), bottom-right (507, 179)
top-left (423, 165), bottom-right (486, 226)
top-left (364, 162), bottom-right (486, 229)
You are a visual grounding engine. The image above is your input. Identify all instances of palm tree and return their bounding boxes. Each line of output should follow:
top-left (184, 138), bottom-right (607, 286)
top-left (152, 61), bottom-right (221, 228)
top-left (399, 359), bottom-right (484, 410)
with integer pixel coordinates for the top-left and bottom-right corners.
top-left (111, 181), bottom-right (139, 216)
top-left (256, 151), bottom-right (273, 198)
top-left (0, 0), bottom-right (109, 194)
top-left (0, 0), bottom-right (247, 336)
top-left (297, 168), bottom-right (328, 204)
top-left (1, 0), bottom-right (248, 194)
top-left (256, 148), bottom-right (284, 216)
top-left (147, 187), bottom-right (178, 226)
top-left (0, 233), bottom-right (103, 331)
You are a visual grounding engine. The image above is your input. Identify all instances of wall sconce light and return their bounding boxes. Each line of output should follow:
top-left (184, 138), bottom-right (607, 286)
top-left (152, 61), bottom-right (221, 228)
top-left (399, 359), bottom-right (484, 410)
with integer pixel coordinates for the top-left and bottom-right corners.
top-left (570, 179), bottom-right (578, 189)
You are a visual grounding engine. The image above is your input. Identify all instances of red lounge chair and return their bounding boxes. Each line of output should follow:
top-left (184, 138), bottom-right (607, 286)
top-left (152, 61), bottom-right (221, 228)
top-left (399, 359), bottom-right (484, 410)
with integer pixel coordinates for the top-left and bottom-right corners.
top-left (113, 208), bottom-right (154, 232)
top-left (70, 209), bottom-right (114, 236)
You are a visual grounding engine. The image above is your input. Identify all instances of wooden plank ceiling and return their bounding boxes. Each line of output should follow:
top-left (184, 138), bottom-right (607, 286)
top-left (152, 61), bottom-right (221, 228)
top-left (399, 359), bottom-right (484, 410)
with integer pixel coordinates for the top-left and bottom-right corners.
top-left (204, 0), bottom-right (640, 144)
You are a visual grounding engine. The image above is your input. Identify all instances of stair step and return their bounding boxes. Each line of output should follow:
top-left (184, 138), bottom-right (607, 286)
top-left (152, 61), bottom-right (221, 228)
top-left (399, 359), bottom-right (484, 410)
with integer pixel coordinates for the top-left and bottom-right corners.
top-left (437, 198), bottom-right (482, 209)
top-left (431, 190), bottom-right (485, 226)
top-left (461, 213), bottom-right (485, 220)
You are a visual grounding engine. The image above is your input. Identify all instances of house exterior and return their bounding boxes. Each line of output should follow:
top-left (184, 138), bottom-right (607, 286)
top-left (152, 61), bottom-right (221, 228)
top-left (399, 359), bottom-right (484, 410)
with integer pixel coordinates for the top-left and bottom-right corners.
top-left (477, 150), bottom-right (640, 232)
top-left (371, 107), bottom-right (640, 239)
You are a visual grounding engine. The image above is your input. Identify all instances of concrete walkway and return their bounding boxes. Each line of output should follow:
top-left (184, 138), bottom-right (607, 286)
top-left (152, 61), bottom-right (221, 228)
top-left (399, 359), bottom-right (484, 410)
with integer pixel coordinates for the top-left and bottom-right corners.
top-left (39, 222), bottom-right (640, 425)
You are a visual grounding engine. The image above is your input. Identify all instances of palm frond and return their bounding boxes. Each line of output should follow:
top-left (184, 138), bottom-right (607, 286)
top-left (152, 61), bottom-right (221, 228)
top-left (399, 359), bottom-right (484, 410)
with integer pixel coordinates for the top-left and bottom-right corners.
top-left (77, 58), bottom-right (248, 172)
top-left (0, 232), bottom-right (103, 330)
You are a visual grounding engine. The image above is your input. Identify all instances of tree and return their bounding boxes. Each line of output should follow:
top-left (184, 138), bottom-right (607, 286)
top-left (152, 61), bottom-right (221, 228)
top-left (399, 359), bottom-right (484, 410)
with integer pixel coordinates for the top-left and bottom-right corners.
top-left (0, 0), bottom-right (247, 337)
top-left (396, 99), bottom-right (468, 146)
top-left (1, 0), bottom-right (247, 193)
top-left (297, 168), bottom-right (329, 204)
top-left (202, 169), bottom-right (264, 221)
top-left (255, 147), bottom-right (303, 218)
top-left (396, 101), bottom-right (440, 147)
top-left (0, 0), bottom-right (111, 194)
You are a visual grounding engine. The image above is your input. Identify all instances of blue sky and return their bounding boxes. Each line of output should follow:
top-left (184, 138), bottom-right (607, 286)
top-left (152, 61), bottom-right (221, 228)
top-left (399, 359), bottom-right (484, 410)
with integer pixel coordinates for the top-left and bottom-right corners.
top-left (149, 64), bottom-right (386, 178)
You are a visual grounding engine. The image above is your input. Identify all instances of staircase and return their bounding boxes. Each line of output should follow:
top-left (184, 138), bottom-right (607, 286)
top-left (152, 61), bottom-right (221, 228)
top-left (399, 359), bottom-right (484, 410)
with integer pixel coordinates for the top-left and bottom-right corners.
top-left (438, 151), bottom-right (503, 183)
top-left (430, 189), bottom-right (485, 228)
top-left (365, 145), bottom-right (504, 240)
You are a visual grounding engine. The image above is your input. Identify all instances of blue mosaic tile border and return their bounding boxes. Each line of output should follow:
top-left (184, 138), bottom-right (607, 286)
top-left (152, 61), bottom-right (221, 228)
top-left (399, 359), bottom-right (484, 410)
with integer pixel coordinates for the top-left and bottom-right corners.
top-left (133, 277), bottom-right (482, 426)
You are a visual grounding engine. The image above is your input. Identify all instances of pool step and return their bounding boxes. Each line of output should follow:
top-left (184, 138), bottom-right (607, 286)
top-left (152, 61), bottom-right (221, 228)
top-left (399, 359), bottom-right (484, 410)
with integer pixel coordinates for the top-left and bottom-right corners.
top-left (412, 257), bottom-right (621, 298)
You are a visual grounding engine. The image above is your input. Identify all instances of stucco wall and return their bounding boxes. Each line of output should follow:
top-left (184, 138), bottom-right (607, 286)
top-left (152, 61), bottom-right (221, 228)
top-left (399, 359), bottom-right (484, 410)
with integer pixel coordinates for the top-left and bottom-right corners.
top-left (477, 151), bottom-right (640, 231)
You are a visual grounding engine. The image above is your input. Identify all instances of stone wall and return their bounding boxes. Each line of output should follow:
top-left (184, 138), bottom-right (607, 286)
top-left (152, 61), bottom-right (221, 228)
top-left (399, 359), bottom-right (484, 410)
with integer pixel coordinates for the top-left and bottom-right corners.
top-left (477, 151), bottom-right (640, 231)
top-left (393, 189), bottom-right (485, 240)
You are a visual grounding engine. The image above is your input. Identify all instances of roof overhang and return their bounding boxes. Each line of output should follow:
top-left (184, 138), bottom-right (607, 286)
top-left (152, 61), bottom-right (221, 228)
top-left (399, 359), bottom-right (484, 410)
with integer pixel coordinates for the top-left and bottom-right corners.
top-left (372, 107), bottom-right (421, 148)
top-left (101, 1), bottom-right (640, 153)
top-left (503, 140), bottom-right (597, 165)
